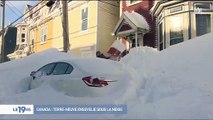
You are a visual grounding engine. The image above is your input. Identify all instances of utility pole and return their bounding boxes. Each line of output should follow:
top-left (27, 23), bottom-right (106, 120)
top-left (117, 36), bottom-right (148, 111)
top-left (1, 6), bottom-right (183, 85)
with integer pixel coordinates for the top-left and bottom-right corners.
top-left (62, 0), bottom-right (70, 52)
top-left (46, 0), bottom-right (70, 53)
top-left (1, 0), bottom-right (5, 62)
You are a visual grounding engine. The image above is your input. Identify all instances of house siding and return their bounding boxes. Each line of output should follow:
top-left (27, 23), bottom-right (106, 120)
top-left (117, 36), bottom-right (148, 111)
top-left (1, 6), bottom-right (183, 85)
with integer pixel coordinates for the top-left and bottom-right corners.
top-left (121, 0), bottom-right (156, 48)
top-left (68, 1), bottom-right (97, 57)
top-left (30, 19), bottom-right (53, 53)
top-left (97, 1), bottom-right (119, 54)
top-left (12, 1), bottom-right (119, 59)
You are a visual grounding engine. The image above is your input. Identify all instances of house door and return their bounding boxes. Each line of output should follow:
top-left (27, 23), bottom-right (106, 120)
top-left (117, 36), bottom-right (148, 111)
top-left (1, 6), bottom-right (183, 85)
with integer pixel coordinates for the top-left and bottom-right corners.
top-left (196, 14), bottom-right (211, 36)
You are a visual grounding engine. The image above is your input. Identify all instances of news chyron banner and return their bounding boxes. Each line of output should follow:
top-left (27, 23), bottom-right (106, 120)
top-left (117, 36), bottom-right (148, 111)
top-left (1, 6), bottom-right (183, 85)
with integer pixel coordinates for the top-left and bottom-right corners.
top-left (0, 105), bottom-right (127, 114)
top-left (0, 105), bottom-right (34, 114)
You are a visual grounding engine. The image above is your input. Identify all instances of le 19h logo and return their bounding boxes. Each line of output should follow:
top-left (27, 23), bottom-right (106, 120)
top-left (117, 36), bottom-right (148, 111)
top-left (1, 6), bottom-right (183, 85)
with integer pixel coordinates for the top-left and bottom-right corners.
top-left (13, 106), bottom-right (31, 113)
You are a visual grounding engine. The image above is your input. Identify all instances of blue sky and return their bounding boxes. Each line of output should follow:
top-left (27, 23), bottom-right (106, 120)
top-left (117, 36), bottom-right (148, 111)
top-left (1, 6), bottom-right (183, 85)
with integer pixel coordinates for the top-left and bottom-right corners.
top-left (2, 1), bottom-right (39, 26)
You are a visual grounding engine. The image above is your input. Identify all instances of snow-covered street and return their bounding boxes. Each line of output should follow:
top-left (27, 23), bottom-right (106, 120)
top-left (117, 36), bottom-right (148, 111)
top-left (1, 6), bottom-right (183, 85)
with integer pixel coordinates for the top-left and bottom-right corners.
top-left (1, 32), bottom-right (213, 119)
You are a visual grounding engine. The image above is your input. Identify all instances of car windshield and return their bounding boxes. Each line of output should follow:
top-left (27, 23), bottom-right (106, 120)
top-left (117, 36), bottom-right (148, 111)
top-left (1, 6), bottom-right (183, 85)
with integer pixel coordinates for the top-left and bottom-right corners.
top-left (38, 63), bottom-right (56, 75)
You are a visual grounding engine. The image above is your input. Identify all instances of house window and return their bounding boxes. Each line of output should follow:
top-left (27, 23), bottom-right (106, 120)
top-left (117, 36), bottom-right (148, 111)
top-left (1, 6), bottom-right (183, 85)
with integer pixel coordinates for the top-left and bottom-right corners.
top-left (196, 14), bottom-right (211, 36)
top-left (195, 3), bottom-right (212, 10)
top-left (31, 32), bottom-right (34, 45)
top-left (170, 6), bottom-right (182, 13)
top-left (81, 7), bottom-right (88, 31)
top-left (159, 23), bottom-right (164, 50)
top-left (21, 33), bottom-right (25, 42)
top-left (170, 17), bottom-right (184, 46)
top-left (22, 28), bottom-right (25, 31)
top-left (129, 0), bottom-right (139, 4)
top-left (40, 26), bottom-right (47, 43)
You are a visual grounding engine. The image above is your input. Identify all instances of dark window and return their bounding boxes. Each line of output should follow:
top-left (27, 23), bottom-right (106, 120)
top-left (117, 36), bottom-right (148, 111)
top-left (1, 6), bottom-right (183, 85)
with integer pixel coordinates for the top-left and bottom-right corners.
top-left (32, 39), bottom-right (34, 45)
top-left (196, 14), bottom-right (211, 36)
top-left (38, 63), bottom-right (56, 75)
top-left (21, 33), bottom-right (25, 38)
top-left (65, 65), bottom-right (74, 74)
top-left (81, 7), bottom-right (88, 31)
top-left (130, 0), bottom-right (138, 4)
top-left (52, 63), bottom-right (73, 75)
top-left (195, 3), bottom-right (212, 9)
top-left (159, 23), bottom-right (164, 50)
top-left (21, 33), bottom-right (25, 42)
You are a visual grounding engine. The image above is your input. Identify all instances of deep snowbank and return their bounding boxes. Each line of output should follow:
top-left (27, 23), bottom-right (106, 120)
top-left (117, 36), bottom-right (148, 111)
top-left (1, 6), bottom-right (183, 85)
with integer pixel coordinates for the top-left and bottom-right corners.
top-left (0, 32), bottom-right (213, 119)
top-left (121, 32), bottom-right (213, 119)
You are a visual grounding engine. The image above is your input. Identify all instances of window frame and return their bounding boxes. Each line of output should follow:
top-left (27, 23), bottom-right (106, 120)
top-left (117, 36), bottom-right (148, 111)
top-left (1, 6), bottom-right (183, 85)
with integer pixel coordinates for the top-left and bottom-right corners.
top-left (40, 26), bottom-right (47, 43)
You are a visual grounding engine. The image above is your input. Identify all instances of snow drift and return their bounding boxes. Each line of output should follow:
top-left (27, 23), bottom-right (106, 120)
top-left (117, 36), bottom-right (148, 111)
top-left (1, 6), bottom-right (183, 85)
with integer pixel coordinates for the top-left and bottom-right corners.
top-left (1, 32), bottom-right (213, 119)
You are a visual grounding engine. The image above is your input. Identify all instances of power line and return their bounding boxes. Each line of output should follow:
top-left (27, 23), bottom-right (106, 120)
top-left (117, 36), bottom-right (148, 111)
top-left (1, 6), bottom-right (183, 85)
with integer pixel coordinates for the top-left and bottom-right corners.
top-left (0, 1), bottom-right (45, 34)
top-left (7, 1), bottom-right (23, 15)
top-left (5, 3), bottom-right (20, 18)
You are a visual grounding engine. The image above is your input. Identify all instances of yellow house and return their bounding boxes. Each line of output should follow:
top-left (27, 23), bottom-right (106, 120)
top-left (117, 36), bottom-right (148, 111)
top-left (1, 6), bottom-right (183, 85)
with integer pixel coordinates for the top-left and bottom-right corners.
top-left (19, 0), bottom-right (119, 57)
top-left (52, 1), bottom-right (119, 57)
top-left (28, 1), bottom-right (54, 53)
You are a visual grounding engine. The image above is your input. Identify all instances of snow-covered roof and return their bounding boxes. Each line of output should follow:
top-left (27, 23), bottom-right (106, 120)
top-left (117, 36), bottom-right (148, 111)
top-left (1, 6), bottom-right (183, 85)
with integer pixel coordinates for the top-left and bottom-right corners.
top-left (124, 11), bottom-right (149, 30)
top-left (112, 11), bottom-right (150, 36)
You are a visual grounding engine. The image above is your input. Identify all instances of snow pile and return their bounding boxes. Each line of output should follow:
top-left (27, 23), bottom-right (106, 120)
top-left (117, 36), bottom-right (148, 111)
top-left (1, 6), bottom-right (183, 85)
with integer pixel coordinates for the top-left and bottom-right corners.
top-left (121, 32), bottom-right (213, 119)
top-left (0, 32), bottom-right (213, 119)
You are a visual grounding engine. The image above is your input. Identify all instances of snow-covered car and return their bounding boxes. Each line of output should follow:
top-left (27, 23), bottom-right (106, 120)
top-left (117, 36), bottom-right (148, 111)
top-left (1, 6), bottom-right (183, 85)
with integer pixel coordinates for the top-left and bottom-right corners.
top-left (29, 58), bottom-right (124, 97)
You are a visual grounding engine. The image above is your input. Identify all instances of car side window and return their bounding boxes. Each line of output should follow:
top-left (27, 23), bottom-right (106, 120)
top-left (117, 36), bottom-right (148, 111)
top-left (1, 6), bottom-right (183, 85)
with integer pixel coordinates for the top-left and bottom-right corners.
top-left (52, 63), bottom-right (73, 75)
top-left (38, 63), bottom-right (56, 75)
top-left (65, 65), bottom-right (74, 74)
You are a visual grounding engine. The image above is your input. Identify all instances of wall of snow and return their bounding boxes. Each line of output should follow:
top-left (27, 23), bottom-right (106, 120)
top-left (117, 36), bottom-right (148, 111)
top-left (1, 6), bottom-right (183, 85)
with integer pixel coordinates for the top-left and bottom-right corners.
top-left (1, 32), bottom-right (213, 119)
top-left (120, 32), bottom-right (213, 119)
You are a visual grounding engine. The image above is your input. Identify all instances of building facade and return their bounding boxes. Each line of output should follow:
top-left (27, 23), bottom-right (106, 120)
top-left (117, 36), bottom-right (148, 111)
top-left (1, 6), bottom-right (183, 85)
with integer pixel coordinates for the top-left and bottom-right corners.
top-left (7, 23), bottom-right (30, 60)
top-left (20, 0), bottom-right (119, 58)
top-left (152, 0), bottom-right (213, 50)
top-left (28, 1), bottom-right (54, 53)
top-left (112, 0), bottom-right (156, 50)
top-left (0, 27), bottom-right (17, 61)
